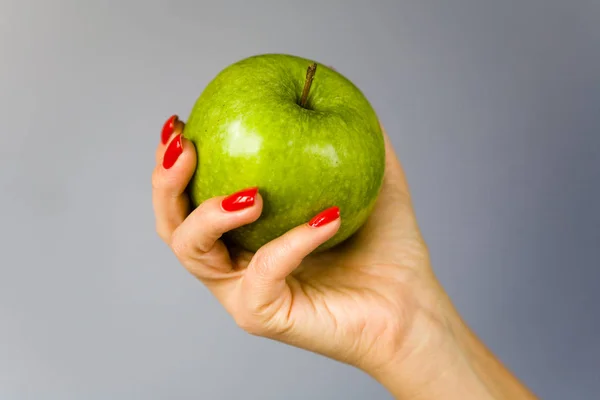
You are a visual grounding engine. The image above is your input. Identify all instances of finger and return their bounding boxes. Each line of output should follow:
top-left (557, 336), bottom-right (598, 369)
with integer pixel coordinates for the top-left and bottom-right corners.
top-left (171, 187), bottom-right (262, 278)
top-left (242, 206), bottom-right (341, 313)
top-left (156, 114), bottom-right (184, 164)
top-left (152, 134), bottom-right (196, 242)
top-left (380, 123), bottom-right (411, 200)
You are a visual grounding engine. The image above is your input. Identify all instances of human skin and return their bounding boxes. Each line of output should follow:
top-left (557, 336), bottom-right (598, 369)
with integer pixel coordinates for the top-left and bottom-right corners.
top-left (152, 117), bottom-right (538, 399)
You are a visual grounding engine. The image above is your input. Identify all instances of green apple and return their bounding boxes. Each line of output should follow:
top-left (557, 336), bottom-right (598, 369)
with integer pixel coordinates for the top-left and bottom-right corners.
top-left (183, 53), bottom-right (385, 253)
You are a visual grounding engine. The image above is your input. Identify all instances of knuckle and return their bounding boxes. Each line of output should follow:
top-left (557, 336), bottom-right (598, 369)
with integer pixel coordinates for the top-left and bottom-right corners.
top-left (273, 237), bottom-right (292, 257)
top-left (170, 227), bottom-right (212, 266)
top-left (250, 249), bottom-right (275, 277)
top-left (190, 206), bottom-right (213, 253)
top-left (152, 165), bottom-right (182, 195)
top-left (151, 167), bottom-right (163, 191)
top-left (236, 304), bottom-right (291, 338)
top-left (233, 313), bottom-right (266, 336)
top-left (170, 229), bottom-right (191, 260)
top-left (155, 224), bottom-right (171, 243)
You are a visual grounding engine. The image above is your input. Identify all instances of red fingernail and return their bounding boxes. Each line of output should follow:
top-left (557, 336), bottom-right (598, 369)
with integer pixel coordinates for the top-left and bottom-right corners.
top-left (221, 187), bottom-right (258, 212)
top-left (162, 134), bottom-right (183, 169)
top-left (161, 114), bottom-right (178, 144)
top-left (308, 206), bottom-right (340, 228)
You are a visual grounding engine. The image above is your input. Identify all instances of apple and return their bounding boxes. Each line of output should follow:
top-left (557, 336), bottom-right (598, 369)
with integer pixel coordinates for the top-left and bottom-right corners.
top-left (183, 53), bottom-right (385, 253)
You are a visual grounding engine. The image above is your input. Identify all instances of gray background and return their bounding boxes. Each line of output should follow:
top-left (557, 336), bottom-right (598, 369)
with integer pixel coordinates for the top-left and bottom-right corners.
top-left (1, 0), bottom-right (599, 399)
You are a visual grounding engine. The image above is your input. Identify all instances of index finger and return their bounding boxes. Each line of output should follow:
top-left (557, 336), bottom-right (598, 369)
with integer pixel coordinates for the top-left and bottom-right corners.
top-left (152, 116), bottom-right (197, 243)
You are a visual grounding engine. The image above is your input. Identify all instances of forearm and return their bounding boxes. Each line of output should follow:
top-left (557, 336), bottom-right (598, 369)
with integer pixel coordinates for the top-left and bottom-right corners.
top-left (446, 312), bottom-right (538, 400)
top-left (369, 286), bottom-right (538, 399)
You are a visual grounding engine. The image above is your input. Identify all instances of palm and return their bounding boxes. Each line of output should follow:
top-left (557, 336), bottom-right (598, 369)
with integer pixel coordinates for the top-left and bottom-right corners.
top-left (228, 134), bottom-right (433, 369)
top-left (283, 196), bottom-right (428, 368)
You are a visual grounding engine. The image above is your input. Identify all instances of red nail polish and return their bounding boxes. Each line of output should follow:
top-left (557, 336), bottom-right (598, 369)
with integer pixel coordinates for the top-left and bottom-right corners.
top-left (308, 206), bottom-right (340, 228)
top-left (221, 187), bottom-right (258, 212)
top-left (161, 115), bottom-right (178, 144)
top-left (162, 134), bottom-right (183, 169)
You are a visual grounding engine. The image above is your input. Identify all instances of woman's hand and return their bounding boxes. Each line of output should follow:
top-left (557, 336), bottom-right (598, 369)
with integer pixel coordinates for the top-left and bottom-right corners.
top-left (152, 117), bottom-right (537, 399)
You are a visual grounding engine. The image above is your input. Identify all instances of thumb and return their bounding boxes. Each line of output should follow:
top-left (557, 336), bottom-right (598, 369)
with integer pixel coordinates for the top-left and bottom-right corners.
top-left (238, 207), bottom-right (341, 330)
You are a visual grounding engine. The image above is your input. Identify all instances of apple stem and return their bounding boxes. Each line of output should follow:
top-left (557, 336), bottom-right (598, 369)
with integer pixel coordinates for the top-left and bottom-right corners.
top-left (299, 62), bottom-right (317, 109)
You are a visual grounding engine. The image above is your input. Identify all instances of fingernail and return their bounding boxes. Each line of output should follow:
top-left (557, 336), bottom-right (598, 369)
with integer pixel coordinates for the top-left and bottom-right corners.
top-left (161, 114), bottom-right (178, 144)
top-left (162, 134), bottom-right (183, 169)
top-left (308, 206), bottom-right (340, 228)
top-left (221, 187), bottom-right (258, 212)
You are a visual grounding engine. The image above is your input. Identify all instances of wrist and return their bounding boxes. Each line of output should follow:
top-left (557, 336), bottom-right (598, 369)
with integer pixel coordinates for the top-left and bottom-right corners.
top-left (372, 326), bottom-right (493, 399)
top-left (365, 278), bottom-right (537, 399)
top-left (367, 294), bottom-right (492, 398)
